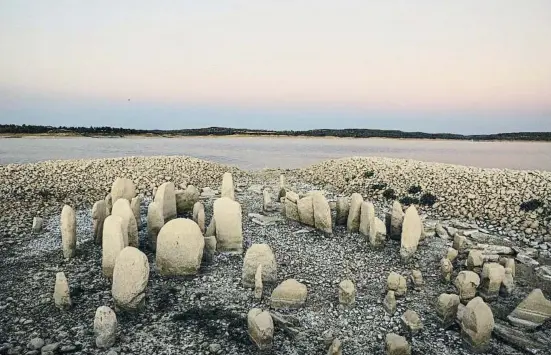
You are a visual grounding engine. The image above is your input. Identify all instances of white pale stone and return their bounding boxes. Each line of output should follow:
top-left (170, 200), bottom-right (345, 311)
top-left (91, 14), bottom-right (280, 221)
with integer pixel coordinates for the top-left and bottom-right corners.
top-left (156, 218), bottom-right (204, 276)
top-left (400, 205), bottom-right (422, 262)
top-left (111, 198), bottom-right (138, 247)
top-left (147, 201), bottom-right (164, 250)
top-left (192, 202), bottom-right (205, 234)
top-left (221, 172), bottom-right (235, 200)
top-left (60, 205), bottom-right (76, 259)
top-left (213, 197), bottom-right (243, 253)
top-left (94, 306), bottom-right (117, 349)
top-left (54, 272), bottom-right (72, 310)
top-left (242, 244), bottom-right (277, 288)
top-left (102, 215), bottom-right (126, 278)
top-left (110, 177), bottom-right (136, 205)
top-left (112, 247), bottom-right (149, 311)
top-left (154, 182), bottom-right (177, 222)
top-left (92, 200), bottom-right (108, 245)
top-left (347, 193), bottom-right (363, 232)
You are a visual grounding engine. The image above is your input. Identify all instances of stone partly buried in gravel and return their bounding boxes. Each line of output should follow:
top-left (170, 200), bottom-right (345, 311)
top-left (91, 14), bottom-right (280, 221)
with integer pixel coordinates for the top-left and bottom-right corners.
top-left (338, 279), bottom-right (356, 306)
top-left (335, 197), bottom-right (349, 226)
top-left (154, 181), bottom-right (177, 222)
top-left (192, 201), bottom-right (205, 233)
top-left (466, 250), bottom-right (484, 271)
top-left (312, 191), bottom-right (332, 234)
top-left (436, 293), bottom-right (461, 329)
top-left (146, 201), bottom-right (164, 251)
top-left (385, 333), bottom-right (411, 355)
top-left (507, 288), bottom-right (551, 329)
top-left (455, 271), bottom-right (480, 303)
top-left (60, 205), bottom-right (76, 259)
top-left (400, 205), bottom-right (422, 262)
top-left (327, 338), bottom-right (342, 355)
top-left (410, 269), bottom-right (424, 290)
top-left (203, 235), bottom-right (217, 263)
top-left (446, 247), bottom-right (458, 262)
top-left (297, 195), bottom-right (314, 226)
top-left (383, 291), bottom-right (397, 315)
top-left (54, 272), bottom-right (72, 310)
top-left (92, 200), bottom-right (108, 244)
top-left (110, 177), bottom-right (136, 205)
top-left (112, 246), bottom-right (149, 311)
top-left (359, 201), bottom-right (374, 238)
top-left (461, 297), bottom-right (494, 351)
top-left (32, 216), bottom-right (43, 234)
top-left (388, 200), bottom-right (404, 240)
top-left (401, 309), bottom-right (423, 335)
top-left (94, 306), bottom-right (117, 349)
top-left (387, 271), bottom-right (407, 297)
top-left (346, 193), bottom-right (363, 233)
top-left (213, 197), bottom-right (243, 253)
top-left (130, 196), bottom-right (142, 230)
top-left (284, 191), bottom-right (300, 221)
top-left (440, 258), bottom-right (453, 283)
top-left (500, 268), bottom-right (515, 296)
top-left (156, 218), bottom-right (204, 276)
top-left (247, 308), bottom-right (274, 351)
top-left (271, 279), bottom-right (308, 309)
top-left (102, 215), bottom-right (126, 278)
top-left (254, 265), bottom-right (263, 299)
top-left (479, 262), bottom-right (505, 301)
top-left (242, 243), bottom-right (277, 288)
top-left (370, 217), bottom-right (387, 247)
top-left (176, 185), bottom-right (200, 214)
top-left (221, 171), bottom-right (235, 200)
top-left (111, 198), bottom-right (138, 247)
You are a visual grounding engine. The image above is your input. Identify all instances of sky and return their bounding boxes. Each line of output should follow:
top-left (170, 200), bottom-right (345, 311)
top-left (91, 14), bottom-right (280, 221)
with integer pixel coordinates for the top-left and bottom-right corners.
top-left (0, 0), bottom-right (550, 134)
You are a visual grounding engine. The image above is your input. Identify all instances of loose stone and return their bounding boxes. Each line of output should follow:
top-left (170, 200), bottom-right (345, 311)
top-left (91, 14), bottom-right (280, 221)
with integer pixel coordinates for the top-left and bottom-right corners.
top-left (247, 308), bottom-right (274, 351)
top-left (411, 269), bottom-right (424, 291)
top-left (461, 297), bottom-right (494, 351)
top-left (479, 263), bottom-right (505, 301)
top-left (338, 280), bottom-right (356, 306)
top-left (94, 306), bottom-right (117, 349)
top-left (32, 217), bottom-right (43, 234)
top-left (507, 288), bottom-right (551, 329)
top-left (436, 293), bottom-right (461, 329)
top-left (271, 279), bottom-right (308, 309)
top-left (387, 272), bottom-right (407, 297)
top-left (401, 310), bottom-right (423, 335)
top-left (455, 271), bottom-right (481, 303)
top-left (440, 258), bottom-right (453, 283)
top-left (385, 333), bottom-right (411, 355)
top-left (384, 291), bottom-right (397, 315)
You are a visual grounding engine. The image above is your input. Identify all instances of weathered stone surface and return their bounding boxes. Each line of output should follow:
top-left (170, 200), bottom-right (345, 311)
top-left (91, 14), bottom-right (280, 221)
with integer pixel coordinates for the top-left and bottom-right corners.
top-left (335, 197), bottom-right (349, 226)
top-left (453, 234), bottom-right (467, 251)
top-left (384, 291), bottom-right (397, 315)
top-left (110, 177), bottom-right (135, 204)
top-left (156, 218), bottom-right (204, 276)
top-left (254, 265), bottom-right (263, 300)
top-left (312, 192), bottom-right (332, 234)
top-left (112, 198), bottom-right (138, 247)
top-left (213, 197), bottom-right (243, 253)
top-left (500, 257), bottom-right (516, 277)
top-left (154, 182), bottom-right (177, 222)
top-left (493, 320), bottom-right (547, 353)
top-left (411, 269), bottom-right (424, 291)
top-left (92, 200), bottom-right (108, 245)
top-left (501, 268), bottom-right (515, 296)
top-left (446, 247), bottom-right (458, 262)
top-left (435, 222), bottom-right (449, 239)
top-left (507, 288), bottom-right (551, 329)
top-left (327, 338), bottom-right (342, 355)
top-left (389, 200), bottom-right (404, 240)
top-left (175, 185), bottom-right (200, 214)
top-left (130, 196), bottom-right (142, 230)
top-left (278, 174), bottom-right (286, 199)
top-left (480, 263), bottom-right (505, 301)
top-left (359, 201), bottom-right (374, 237)
top-left (105, 193), bottom-right (113, 214)
top-left (347, 193), bottom-right (363, 232)
top-left (401, 310), bottom-right (423, 334)
top-left (242, 244), bottom-right (277, 288)
top-left (271, 279), bottom-right (307, 309)
top-left (385, 333), bottom-right (411, 355)
top-left (400, 205), bottom-right (422, 262)
top-left (221, 172), bottom-right (235, 200)
top-left (203, 235), bottom-right (217, 263)
top-left (466, 250), bottom-right (484, 271)
top-left (94, 306), bottom-right (117, 349)
top-left (102, 215), bottom-right (126, 278)
top-left (60, 205), bottom-right (76, 259)
top-left (54, 272), bottom-right (71, 310)
top-left (297, 196), bottom-right (314, 226)
top-left (455, 271), bottom-right (481, 303)
top-left (146, 201), bottom-right (164, 251)
top-left (32, 217), bottom-right (43, 234)
top-left (338, 280), bottom-right (356, 306)
top-left (112, 247), bottom-right (149, 311)
top-left (247, 308), bottom-right (274, 351)
top-left (370, 217), bottom-right (387, 247)
top-left (387, 271), bottom-right (407, 297)
top-left (262, 188), bottom-right (277, 212)
top-left (440, 258), bottom-right (453, 283)
top-left (461, 297), bottom-right (494, 351)
top-left (436, 293), bottom-right (460, 329)
top-left (192, 202), bottom-right (205, 233)
top-left (206, 217), bottom-right (216, 237)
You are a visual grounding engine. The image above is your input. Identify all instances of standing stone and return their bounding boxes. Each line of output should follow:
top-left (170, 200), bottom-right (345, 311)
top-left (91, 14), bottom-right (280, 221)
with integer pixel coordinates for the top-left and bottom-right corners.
top-left (271, 279), bottom-right (308, 309)
top-left (112, 247), bottom-right (149, 311)
top-left (111, 199), bottom-right (138, 247)
top-left (285, 191), bottom-right (300, 221)
top-left (384, 291), bottom-right (397, 315)
top-left (500, 268), bottom-right (514, 296)
top-left (206, 217), bottom-right (216, 237)
top-left (400, 205), bottom-right (422, 262)
top-left (480, 263), bottom-right (505, 301)
top-left (278, 174), bottom-right (286, 199)
top-left (500, 258), bottom-right (516, 277)
top-left (92, 200), bottom-right (108, 245)
top-left (53, 272), bottom-right (71, 310)
top-left (147, 201), bottom-right (164, 250)
top-left (411, 270), bottom-right (424, 290)
top-left (370, 217), bottom-right (387, 247)
top-left (263, 188), bottom-right (276, 212)
top-left (327, 338), bottom-right (342, 355)
top-left (242, 244), bottom-right (277, 288)
top-left (446, 247), bottom-right (458, 262)
top-left (154, 182), bottom-right (177, 222)
top-left (175, 185), bottom-right (200, 214)
top-left (359, 201), bottom-right (374, 237)
top-left (440, 258), bottom-right (453, 283)
top-left (346, 193), bottom-right (363, 232)
top-left (102, 215), bottom-right (126, 278)
top-left (297, 196), bottom-right (314, 226)
top-left (94, 306), bottom-right (117, 349)
top-left (247, 309), bottom-right (274, 351)
top-left (213, 197), bottom-right (243, 253)
top-left (455, 271), bottom-right (481, 303)
top-left (254, 265), bottom-right (263, 299)
top-left (461, 297), bottom-right (494, 351)
top-left (130, 196), bottom-right (142, 230)
top-left (105, 193), bottom-right (113, 214)
top-left (192, 202), bottom-right (205, 234)
top-left (401, 310), bottom-right (423, 334)
top-left (338, 280), bottom-right (356, 306)
top-left (389, 201), bottom-right (405, 240)
top-left (32, 217), bottom-right (43, 234)
top-left (221, 172), bottom-right (235, 200)
top-left (436, 293), bottom-right (461, 329)
top-left (60, 205), bottom-right (76, 259)
top-left (453, 234), bottom-right (467, 251)
top-left (156, 219), bottom-right (204, 276)
top-left (466, 250), bottom-right (484, 271)
top-left (387, 272), bottom-right (407, 297)
top-left (312, 192), bottom-right (332, 234)
top-left (335, 197), bottom-right (349, 226)
top-left (507, 289), bottom-right (551, 329)
top-left (203, 235), bottom-right (217, 262)
top-left (385, 333), bottom-right (411, 355)
top-left (110, 177), bottom-right (135, 205)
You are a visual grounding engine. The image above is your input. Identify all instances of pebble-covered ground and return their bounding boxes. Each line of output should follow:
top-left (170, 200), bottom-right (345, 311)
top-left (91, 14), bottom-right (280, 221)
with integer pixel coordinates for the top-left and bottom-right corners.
top-left (1, 156), bottom-right (550, 355)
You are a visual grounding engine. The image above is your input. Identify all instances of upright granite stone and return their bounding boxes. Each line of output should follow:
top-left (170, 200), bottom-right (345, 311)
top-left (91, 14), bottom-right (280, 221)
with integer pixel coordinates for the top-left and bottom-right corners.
top-left (92, 200), bottom-right (108, 245)
top-left (400, 205), bottom-right (422, 262)
top-left (192, 202), bottom-right (205, 234)
top-left (112, 247), bottom-right (149, 311)
top-left (176, 185), bottom-right (200, 214)
top-left (297, 196), bottom-right (314, 226)
top-left (466, 250), bottom-right (484, 271)
top-left (389, 200), bottom-right (405, 240)
top-left (436, 293), bottom-right (461, 329)
top-left (203, 235), bottom-right (217, 262)
top-left (263, 188), bottom-right (276, 212)
top-left (254, 265), bottom-right (263, 299)
top-left (242, 244), bottom-right (277, 288)
top-left (507, 289), bottom-right (551, 329)
top-left (387, 272), bottom-right (407, 297)
top-left (32, 217), bottom-right (43, 234)
top-left (285, 191), bottom-right (300, 221)
top-left (60, 205), bottom-right (76, 259)
top-left (446, 247), bottom-right (458, 262)
top-left (278, 174), bottom-right (286, 199)
top-left (156, 219), bottom-right (204, 276)
top-left (385, 333), bottom-right (411, 355)
top-left (271, 279), bottom-right (308, 309)
top-left (347, 193), bottom-right (363, 232)
top-left (370, 217), bottom-right (387, 247)
top-left (102, 215), bottom-right (126, 278)
top-left (110, 177), bottom-right (135, 204)
top-left (94, 306), bottom-right (117, 349)
top-left (105, 193), bottom-right (113, 214)
top-left (461, 297), bottom-right (494, 351)
top-left (146, 201), bottom-right (164, 251)
top-left (112, 198), bottom-right (138, 247)
top-left (384, 291), bottom-right (397, 315)
top-left (205, 217), bottom-right (216, 237)
top-left (130, 196), bottom-right (142, 230)
top-left (501, 268), bottom-right (514, 296)
top-left (154, 182), bottom-right (177, 222)
top-left (480, 263), bottom-right (505, 301)
top-left (359, 201), bottom-right (374, 237)
top-left (338, 280), bottom-right (356, 306)
top-left (221, 172), bottom-right (235, 200)
top-left (54, 272), bottom-right (72, 310)
top-left (453, 234), bottom-right (467, 251)
top-left (455, 271), bottom-right (481, 303)
top-left (312, 192), bottom-right (332, 234)
top-left (440, 258), bottom-right (453, 283)
top-left (247, 308), bottom-right (274, 351)
top-left (401, 310), bottom-right (423, 335)
top-left (335, 197), bottom-right (349, 226)
top-left (411, 269), bottom-right (424, 291)
top-left (213, 197), bottom-right (243, 253)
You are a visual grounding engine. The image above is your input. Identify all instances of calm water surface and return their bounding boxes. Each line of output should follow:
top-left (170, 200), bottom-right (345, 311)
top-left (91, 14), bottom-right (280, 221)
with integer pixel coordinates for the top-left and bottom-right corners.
top-left (0, 137), bottom-right (549, 171)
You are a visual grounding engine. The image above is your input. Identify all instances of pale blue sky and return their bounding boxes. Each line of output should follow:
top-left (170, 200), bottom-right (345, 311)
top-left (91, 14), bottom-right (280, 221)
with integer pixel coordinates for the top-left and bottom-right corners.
top-left (1, 1), bottom-right (550, 133)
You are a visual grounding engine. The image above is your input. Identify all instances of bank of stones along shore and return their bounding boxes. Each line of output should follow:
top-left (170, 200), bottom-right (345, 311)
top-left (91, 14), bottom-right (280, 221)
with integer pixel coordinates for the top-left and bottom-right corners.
top-left (31, 170), bottom-right (551, 355)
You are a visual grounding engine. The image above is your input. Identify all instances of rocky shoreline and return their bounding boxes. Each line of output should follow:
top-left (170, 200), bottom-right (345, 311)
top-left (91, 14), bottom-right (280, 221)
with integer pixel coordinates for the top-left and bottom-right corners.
top-left (1, 156), bottom-right (550, 355)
